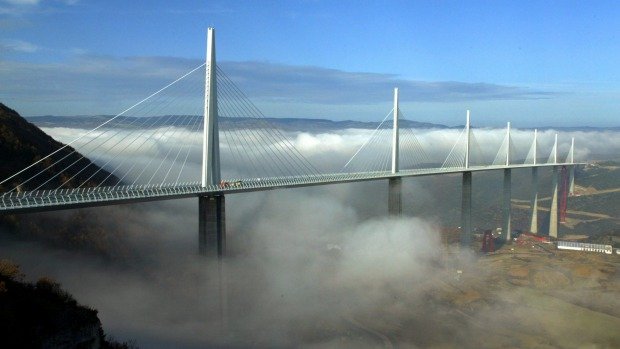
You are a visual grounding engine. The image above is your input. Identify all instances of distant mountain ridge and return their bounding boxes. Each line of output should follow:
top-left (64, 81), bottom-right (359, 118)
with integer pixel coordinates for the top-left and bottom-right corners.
top-left (25, 115), bottom-right (620, 132)
top-left (26, 115), bottom-right (450, 131)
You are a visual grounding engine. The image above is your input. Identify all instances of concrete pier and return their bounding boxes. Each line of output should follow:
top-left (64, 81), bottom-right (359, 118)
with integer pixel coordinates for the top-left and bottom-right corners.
top-left (461, 171), bottom-right (472, 246)
top-left (199, 195), bottom-right (226, 258)
top-left (569, 165), bottom-right (575, 195)
top-left (549, 167), bottom-right (559, 238)
top-left (502, 168), bottom-right (512, 241)
top-left (388, 177), bottom-right (402, 216)
top-left (529, 167), bottom-right (539, 234)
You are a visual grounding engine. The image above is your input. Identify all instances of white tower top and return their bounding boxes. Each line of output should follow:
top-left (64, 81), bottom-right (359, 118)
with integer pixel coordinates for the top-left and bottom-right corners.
top-left (201, 27), bottom-right (221, 187)
top-left (391, 87), bottom-right (399, 174)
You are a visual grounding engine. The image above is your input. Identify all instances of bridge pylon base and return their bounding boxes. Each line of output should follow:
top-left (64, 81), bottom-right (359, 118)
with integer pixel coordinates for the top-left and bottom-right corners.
top-left (549, 166), bottom-right (559, 238)
top-left (461, 171), bottom-right (472, 247)
top-left (503, 169), bottom-right (512, 242)
top-left (530, 167), bottom-right (539, 234)
top-left (199, 195), bottom-right (226, 258)
top-left (388, 177), bottom-right (402, 216)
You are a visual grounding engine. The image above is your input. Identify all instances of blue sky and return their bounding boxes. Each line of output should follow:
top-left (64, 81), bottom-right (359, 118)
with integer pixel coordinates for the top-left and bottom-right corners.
top-left (1, 0), bottom-right (619, 127)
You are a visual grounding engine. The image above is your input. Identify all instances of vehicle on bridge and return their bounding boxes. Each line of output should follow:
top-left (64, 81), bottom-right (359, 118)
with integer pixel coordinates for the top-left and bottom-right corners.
top-left (219, 180), bottom-right (242, 189)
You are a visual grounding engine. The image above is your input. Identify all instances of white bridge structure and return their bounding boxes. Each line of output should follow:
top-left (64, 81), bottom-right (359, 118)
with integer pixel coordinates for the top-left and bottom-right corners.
top-left (0, 29), bottom-right (583, 257)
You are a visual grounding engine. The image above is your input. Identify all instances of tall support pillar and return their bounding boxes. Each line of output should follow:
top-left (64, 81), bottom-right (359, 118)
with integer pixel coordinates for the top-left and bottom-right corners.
top-left (503, 169), bottom-right (512, 242)
top-left (549, 167), bottom-right (559, 238)
top-left (461, 171), bottom-right (472, 247)
top-left (199, 195), bottom-right (226, 257)
top-left (530, 167), bottom-right (539, 233)
top-left (529, 129), bottom-right (538, 234)
top-left (388, 177), bottom-right (402, 216)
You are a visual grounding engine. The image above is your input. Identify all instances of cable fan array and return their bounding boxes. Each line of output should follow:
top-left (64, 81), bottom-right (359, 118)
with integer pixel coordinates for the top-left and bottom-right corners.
top-left (440, 125), bottom-right (489, 169)
top-left (216, 66), bottom-right (321, 181)
top-left (0, 56), bottom-right (578, 202)
top-left (0, 63), bottom-right (321, 196)
top-left (343, 110), bottom-right (431, 173)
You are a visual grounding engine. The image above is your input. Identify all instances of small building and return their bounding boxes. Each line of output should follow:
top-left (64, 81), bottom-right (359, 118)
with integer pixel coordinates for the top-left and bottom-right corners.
top-left (557, 241), bottom-right (613, 254)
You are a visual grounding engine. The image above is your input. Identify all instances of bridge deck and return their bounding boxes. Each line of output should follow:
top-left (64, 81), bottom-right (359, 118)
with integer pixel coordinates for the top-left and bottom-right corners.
top-left (0, 163), bottom-right (583, 214)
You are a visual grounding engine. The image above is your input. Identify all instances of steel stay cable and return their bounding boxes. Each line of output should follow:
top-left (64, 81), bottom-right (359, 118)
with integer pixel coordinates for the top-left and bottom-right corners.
top-left (128, 111), bottom-right (200, 186)
top-left (102, 77), bottom-right (207, 187)
top-left (216, 74), bottom-right (308, 178)
top-left (343, 108), bottom-right (393, 170)
top-left (363, 128), bottom-right (392, 173)
top-left (216, 68), bottom-right (305, 177)
top-left (104, 76), bottom-right (206, 187)
top-left (217, 95), bottom-right (269, 178)
top-left (216, 66), bottom-right (317, 176)
top-left (36, 66), bottom-right (204, 192)
top-left (217, 78), bottom-right (299, 178)
top-left (76, 99), bottom-right (197, 189)
top-left (144, 94), bottom-right (208, 186)
top-left (442, 127), bottom-right (465, 168)
top-left (162, 105), bottom-right (204, 185)
top-left (217, 83), bottom-right (289, 178)
top-left (355, 127), bottom-right (388, 172)
top-left (17, 97), bottom-right (161, 193)
top-left (1, 62), bottom-right (206, 188)
top-left (74, 82), bottom-right (203, 189)
top-left (217, 78), bottom-right (289, 178)
top-left (216, 67), bottom-right (320, 177)
top-left (146, 112), bottom-right (203, 185)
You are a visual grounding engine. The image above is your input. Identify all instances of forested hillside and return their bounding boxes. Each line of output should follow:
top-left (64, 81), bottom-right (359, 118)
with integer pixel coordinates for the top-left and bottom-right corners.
top-left (0, 103), bottom-right (119, 192)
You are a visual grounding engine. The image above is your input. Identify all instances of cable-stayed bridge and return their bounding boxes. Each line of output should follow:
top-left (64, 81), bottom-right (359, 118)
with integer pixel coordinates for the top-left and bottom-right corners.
top-left (0, 29), bottom-right (583, 257)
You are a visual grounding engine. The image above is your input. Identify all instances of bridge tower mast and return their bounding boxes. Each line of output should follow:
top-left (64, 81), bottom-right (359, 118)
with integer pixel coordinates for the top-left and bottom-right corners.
top-left (503, 122), bottom-right (512, 242)
top-left (202, 27), bottom-right (221, 187)
top-left (388, 88), bottom-right (402, 215)
top-left (391, 88), bottom-right (399, 174)
top-left (199, 27), bottom-right (226, 258)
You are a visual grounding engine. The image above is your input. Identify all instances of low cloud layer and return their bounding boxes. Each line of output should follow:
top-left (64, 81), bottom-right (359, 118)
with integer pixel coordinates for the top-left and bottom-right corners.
top-left (38, 126), bottom-right (619, 188)
top-left (1, 125), bottom-right (618, 347)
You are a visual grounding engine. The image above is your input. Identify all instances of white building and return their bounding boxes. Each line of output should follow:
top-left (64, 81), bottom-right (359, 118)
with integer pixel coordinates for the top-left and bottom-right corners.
top-left (557, 241), bottom-right (612, 254)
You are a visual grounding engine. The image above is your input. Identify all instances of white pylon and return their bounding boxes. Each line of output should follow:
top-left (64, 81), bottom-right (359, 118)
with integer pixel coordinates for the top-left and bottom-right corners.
top-left (202, 27), bottom-right (221, 187)
top-left (391, 88), bottom-right (399, 174)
